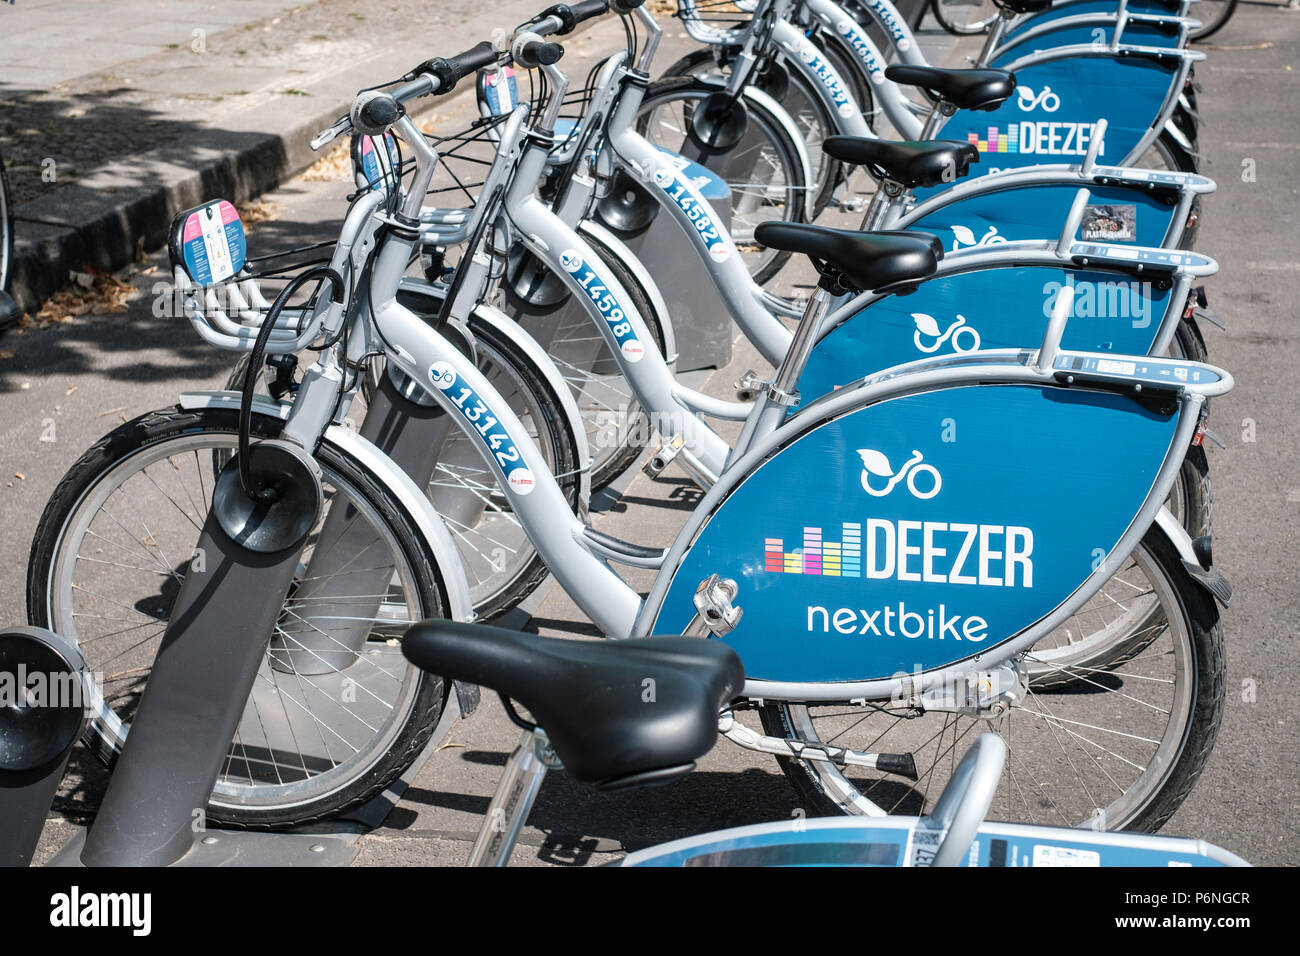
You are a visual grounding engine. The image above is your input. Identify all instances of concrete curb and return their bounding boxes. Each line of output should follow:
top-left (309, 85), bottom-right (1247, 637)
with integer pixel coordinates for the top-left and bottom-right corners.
top-left (5, 19), bottom-right (601, 316)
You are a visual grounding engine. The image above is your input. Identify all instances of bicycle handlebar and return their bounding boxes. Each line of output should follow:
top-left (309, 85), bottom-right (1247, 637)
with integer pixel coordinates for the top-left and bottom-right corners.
top-left (415, 40), bottom-right (501, 94)
top-left (514, 37), bottom-right (566, 68)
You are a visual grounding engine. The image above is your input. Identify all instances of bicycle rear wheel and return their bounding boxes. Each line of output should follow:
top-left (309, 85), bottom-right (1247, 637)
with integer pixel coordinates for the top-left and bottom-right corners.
top-left (28, 405), bottom-right (455, 828)
top-left (759, 524), bottom-right (1225, 832)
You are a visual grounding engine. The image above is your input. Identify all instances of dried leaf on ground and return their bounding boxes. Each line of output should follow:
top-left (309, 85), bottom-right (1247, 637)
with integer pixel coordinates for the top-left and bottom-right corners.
top-left (299, 141), bottom-right (351, 182)
top-left (29, 267), bottom-right (140, 326)
top-left (238, 198), bottom-right (283, 226)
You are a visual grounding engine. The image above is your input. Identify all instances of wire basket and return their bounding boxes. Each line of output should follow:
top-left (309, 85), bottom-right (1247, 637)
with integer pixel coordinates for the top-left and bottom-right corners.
top-left (168, 198), bottom-right (350, 355)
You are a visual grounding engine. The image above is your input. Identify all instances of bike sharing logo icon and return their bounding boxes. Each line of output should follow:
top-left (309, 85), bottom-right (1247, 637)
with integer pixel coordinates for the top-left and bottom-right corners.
top-left (1016, 85), bottom-right (1061, 113)
top-left (857, 448), bottom-right (942, 499)
top-left (949, 224), bottom-right (1007, 252)
top-left (910, 312), bottom-right (981, 354)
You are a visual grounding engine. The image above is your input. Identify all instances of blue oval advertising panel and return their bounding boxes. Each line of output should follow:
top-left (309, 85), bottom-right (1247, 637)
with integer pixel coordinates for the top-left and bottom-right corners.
top-left (651, 384), bottom-right (1177, 683)
top-left (933, 56), bottom-right (1175, 176)
top-left (797, 266), bottom-right (1172, 401)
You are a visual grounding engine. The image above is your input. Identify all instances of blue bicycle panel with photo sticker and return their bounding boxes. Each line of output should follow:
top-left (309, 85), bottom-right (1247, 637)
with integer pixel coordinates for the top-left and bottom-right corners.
top-left (651, 384), bottom-right (1178, 683)
top-left (909, 183), bottom-right (1180, 248)
top-left (796, 265), bottom-right (1172, 401)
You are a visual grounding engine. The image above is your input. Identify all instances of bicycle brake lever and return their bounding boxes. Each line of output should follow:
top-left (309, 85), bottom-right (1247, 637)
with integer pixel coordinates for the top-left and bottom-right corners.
top-left (310, 117), bottom-right (350, 151)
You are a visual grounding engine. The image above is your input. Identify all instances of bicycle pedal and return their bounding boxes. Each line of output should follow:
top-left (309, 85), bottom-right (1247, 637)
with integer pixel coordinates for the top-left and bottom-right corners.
top-left (643, 435), bottom-right (686, 479)
top-left (734, 369), bottom-right (766, 402)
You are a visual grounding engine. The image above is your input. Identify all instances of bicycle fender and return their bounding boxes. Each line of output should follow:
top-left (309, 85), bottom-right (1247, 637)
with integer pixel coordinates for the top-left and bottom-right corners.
top-left (1155, 506), bottom-right (1232, 608)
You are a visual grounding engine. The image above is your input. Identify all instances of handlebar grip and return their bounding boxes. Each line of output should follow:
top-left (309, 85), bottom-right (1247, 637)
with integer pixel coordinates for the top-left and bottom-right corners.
top-left (351, 91), bottom-right (401, 136)
top-left (538, 1), bottom-right (610, 35)
top-left (423, 40), bottom-right (500, 94)
top-left (521, 39), bottom-right (565, 66)
top-left (609, 0), bottom-right (645, 13)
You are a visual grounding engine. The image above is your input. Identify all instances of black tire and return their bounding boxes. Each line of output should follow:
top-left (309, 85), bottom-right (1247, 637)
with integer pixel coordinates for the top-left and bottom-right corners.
top-left (636, 75), bottom-right (809, 284)
top-left (1148, 128), bottom-right (1199, 175)
top-left (758, 524), bottom-right (1226, 832)
top-left (0, 151), bottom-right (13, 293)
top-left (1169, 318), bottom-right (1212, 540)
top-left (1190, 0), bottom-right (1238, 42)
top-left (28, 405), bottom-right (454, 828)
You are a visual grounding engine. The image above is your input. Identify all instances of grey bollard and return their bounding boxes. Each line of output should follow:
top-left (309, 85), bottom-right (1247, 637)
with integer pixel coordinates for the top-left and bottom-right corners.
top-left (270, 366), bottom-right (466, 674)
top-left (0, 627), bottom-right (90, 867)
top-left (80, 440), bottom-right (320, 867)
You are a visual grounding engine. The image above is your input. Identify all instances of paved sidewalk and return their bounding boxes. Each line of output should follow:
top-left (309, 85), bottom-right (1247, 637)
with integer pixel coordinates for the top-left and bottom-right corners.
top-left (0, 0), bottom-right (544, 311)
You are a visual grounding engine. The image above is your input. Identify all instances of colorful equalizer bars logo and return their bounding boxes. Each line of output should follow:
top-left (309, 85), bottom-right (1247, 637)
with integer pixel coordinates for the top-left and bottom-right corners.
top-left (967, 125), bottom-right (1019, 154)
top-left (764, 524), bottom-right (864, 577)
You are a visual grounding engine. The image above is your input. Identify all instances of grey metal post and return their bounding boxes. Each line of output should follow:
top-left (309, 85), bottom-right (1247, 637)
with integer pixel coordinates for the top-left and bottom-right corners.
top-left (271, 368), bottom-right (459, 674)
top-left (80, 441), bottom-right (320, 867)
top-left (0, 627), bottom-right (90, 867)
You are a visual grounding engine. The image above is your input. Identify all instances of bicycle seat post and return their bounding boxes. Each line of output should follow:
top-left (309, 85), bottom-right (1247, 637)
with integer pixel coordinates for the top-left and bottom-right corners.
top-left (467, 727), bottom-right (561, 867)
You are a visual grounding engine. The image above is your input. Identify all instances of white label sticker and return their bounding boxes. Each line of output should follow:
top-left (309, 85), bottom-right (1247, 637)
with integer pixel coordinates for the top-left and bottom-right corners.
top-left (1032, 845), bottom-right (1100, 867)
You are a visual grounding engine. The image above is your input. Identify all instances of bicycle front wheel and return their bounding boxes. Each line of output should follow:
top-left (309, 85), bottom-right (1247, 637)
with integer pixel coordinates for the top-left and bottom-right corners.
top-left (28, 405), bottom-right (455, 828)
top-left (758, 525), bottom-right (1225, 832)
top-left (229, 306), bottom-right (583, 623)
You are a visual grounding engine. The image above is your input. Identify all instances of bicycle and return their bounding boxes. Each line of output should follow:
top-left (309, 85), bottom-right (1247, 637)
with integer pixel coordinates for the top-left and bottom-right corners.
top-left (239, 2), bottom-right (1218, 652)
top-left (662, 0), bottom-right (1204, 203)
top-left (399, 618), bottom-right (1248, 866)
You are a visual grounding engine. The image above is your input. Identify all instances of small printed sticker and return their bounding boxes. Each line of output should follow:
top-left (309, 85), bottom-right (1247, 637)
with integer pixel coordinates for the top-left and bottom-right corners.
top-left (507, 467), bottom-right (536, 495)
top-left (483, 67), bottom-right (517, 116)
top-left (1032, 845), bottom-right (1101, 867)
top-left (1081, 204), bottom-right (1137, 242)
top-left (558, 250), bottom-right (644, 362)
top-left (429, 361), bottom-right (534, 494)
